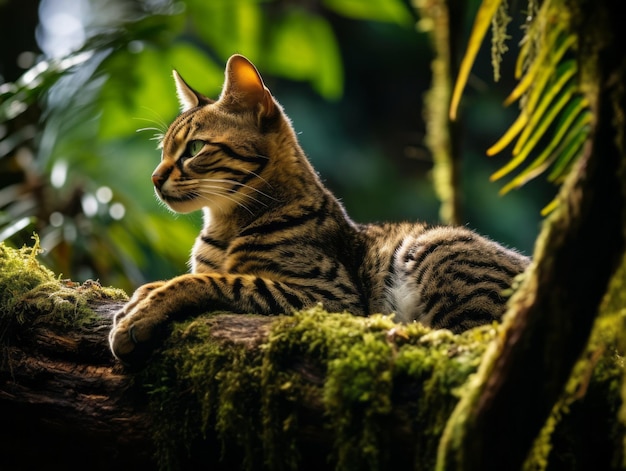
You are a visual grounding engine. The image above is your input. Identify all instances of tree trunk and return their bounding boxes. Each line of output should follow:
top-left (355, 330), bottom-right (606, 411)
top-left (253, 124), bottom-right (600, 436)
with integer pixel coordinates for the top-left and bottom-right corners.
top-left (2, 298), bottom-right (454, 471)
top-left (436, 1), bottom-right (626, 469)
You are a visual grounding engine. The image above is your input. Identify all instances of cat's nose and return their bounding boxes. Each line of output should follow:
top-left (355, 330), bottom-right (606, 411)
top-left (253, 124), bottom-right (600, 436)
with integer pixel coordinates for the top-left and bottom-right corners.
top-left (152, 162), bottom-right (172, 190)
top-left (152, 172), bottom-right (165, 190)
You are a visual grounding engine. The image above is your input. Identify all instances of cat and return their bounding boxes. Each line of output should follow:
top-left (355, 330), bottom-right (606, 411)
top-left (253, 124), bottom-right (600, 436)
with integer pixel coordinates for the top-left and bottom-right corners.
top-left (109, 54), bottom-right (530, 366)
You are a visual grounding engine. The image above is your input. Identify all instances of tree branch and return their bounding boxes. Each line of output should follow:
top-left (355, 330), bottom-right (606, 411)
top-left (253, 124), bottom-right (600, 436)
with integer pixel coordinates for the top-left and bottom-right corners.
top-left (0, 250), bottom-right (623, 471)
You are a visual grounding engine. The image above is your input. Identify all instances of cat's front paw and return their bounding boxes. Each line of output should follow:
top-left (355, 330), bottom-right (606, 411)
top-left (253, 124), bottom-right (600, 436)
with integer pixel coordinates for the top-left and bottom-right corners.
top-left (109, 313), bottom-right (161, 367)
top-left (109, 282), bottom-right (168, 367)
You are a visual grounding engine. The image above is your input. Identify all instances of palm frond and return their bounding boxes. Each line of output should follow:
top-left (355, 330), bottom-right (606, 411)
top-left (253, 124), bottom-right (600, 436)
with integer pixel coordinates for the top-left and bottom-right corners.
top-left (450, 0), bottom-right (591, 206)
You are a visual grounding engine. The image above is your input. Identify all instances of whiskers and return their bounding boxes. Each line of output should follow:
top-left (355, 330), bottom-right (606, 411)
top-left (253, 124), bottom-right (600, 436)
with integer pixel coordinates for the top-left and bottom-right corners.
top-left (134, 109), bottom-right (169, 148)
top-left (240, 163), bottom-right (275, 192)
top-left (195, 190), bottom-right (254, 216)
top-left (174, 178), bottom-right (274, 216)
top-left (198, 178), bottom-right (279, 203)
top-left (197, 182), bottom-right (265, 215)
top-left (136, 127), bottom-right (165, 147)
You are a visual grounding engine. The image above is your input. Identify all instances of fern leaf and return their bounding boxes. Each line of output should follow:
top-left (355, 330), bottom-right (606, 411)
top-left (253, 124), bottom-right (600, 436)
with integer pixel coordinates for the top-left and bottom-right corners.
top-left (498, 98), bottom-right (590, 193)
top-left (486, 112), bottom-right (528, 156)
top-left (504, 32), bottom-right (575, 106)
top-left (540, 197), bottom-right (559, 216)
top-left (449, 0), bottom-right (503, 120)
top-left (487, 60), bottom-right (578, 157)
top-left (491, 83), bottom-right (575, 182)
top-left (523, 59), bottom-right (577, 119)
top-left (512, 64), bottom-right (577, 155)
top-left (450, 0), bottom-right (590, 206)
top-left (547, 118), bottom-right (590, 182)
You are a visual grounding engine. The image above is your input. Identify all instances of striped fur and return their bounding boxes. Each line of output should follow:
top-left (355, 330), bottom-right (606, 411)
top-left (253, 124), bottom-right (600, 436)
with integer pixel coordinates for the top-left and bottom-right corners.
top-left (110, 55), bottom-right (530, 365)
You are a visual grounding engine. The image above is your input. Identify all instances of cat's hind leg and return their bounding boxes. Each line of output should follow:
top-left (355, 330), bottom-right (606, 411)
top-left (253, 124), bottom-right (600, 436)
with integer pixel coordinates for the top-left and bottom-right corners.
top-left (386, 227), bottom-right (529, 332)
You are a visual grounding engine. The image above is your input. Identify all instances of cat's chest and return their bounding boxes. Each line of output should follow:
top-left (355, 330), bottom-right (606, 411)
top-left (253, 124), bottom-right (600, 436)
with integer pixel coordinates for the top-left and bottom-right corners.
top-left (191, 232), bottom-right (285, 274)
top-left (191, 234), bottom-right (229, 273)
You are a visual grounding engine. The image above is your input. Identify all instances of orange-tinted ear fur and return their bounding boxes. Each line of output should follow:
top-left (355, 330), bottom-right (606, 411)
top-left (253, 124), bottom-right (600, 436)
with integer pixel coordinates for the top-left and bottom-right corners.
top-left (221, 54), bottom-right (275, 118)
top-left (173, 70), bottom-right (214, 112)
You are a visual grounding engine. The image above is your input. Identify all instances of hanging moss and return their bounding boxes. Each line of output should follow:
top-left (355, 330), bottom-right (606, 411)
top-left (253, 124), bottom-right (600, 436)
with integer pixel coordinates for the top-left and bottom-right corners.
top-left (490, 0), bottom-right (512, 82)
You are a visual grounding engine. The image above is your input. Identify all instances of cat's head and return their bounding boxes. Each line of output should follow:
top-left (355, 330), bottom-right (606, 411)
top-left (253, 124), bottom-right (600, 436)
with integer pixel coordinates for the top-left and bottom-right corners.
top-left (153, 54), bottom-right (283, 215)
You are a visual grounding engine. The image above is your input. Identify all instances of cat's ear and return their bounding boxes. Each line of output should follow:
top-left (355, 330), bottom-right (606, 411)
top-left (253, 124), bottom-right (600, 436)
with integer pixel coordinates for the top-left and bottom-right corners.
top-left (221, 54), bottom-right (275, 118)
top-left (173, 70), bottom-right (214, 112)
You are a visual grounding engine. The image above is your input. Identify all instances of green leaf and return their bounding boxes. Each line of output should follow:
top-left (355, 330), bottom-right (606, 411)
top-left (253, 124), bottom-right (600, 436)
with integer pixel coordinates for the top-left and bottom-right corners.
top-left (523, 59), bottom-right (577, 119)
top-left (503, 30), bottom-right (574, 106)
top-left (186, 0), bottom-right (263, 62)
top-left (486, 111), bottom-right (528, 156)
top-left (322, 0), bottom-right (413, 25)
top-left (486, 60), bottom-right (578, 157)
top-left (498, 103), bottom-right (590, 194)
top-left (526, 98), bottom-right (589, 174)
top-left (491, 83), bottom-right (576, 182)
top-left (511, 63), bottom-right (577, 155)
top-left (98, 42), bottom-right (222, 140)
top-left (265, 10), bottom-right (343, 100)
top-left (547, 118), bottom-right (590, 183)
top-left (449, 0), bottom-right (503, 120)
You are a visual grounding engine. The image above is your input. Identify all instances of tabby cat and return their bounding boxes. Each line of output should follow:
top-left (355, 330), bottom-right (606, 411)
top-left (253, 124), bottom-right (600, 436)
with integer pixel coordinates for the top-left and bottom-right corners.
top-left (109, 54), bottom-right (530, 366)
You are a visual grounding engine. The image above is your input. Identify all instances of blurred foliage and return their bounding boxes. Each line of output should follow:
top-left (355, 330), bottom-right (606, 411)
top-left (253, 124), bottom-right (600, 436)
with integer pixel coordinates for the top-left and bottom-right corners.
top-left (0, 0), bottom-right (547, 291)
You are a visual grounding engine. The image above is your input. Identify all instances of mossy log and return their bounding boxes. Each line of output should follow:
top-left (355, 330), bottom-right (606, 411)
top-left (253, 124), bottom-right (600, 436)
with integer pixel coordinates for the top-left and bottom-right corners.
top-left (0, 297), bottom-right (155, 470)
top-left (1, 242), bottom-right (625, 471)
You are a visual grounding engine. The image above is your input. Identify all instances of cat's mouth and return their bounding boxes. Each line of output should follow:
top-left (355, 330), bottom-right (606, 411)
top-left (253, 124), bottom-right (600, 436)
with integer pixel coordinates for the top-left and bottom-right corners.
top-left (158, 190), bottom-right (196, 203)
top-left (156, 188), bottom-right (202, 214)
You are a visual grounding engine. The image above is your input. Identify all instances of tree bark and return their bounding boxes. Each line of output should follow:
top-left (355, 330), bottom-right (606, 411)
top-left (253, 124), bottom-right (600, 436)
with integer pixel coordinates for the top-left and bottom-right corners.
top-left (0, 300), bottom-right (157, 470)
top-left (0, 301), bottom-right (433, 470)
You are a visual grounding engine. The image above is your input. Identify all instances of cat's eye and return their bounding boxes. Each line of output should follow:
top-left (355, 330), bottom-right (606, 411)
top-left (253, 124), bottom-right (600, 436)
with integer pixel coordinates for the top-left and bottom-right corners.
top-left (187, 140), bottom-right (205, 157)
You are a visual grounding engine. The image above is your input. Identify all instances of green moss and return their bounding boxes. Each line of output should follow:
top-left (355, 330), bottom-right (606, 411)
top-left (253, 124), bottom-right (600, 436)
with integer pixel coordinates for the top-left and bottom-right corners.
top-left (0, 238), bottom-right (57, 313)
top-left (142, 307), bottom-right (499, 470)
top-left (524, 309), bottom-right (625, 470)
top-left (142, 295), bottom-right (625, 471)
top-left (490, 0), bottom-right (512, 82)
top-left (0, 239), bottom-right (127, 342)
top-left (141, 315), bottom-right (266, 470)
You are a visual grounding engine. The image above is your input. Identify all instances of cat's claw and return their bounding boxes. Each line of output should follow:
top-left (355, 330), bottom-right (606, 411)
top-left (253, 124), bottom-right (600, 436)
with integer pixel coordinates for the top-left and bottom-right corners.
top-left (128, 325), bottom-right (138, 345)
top-left (110, 310), bottom-right (169, 368)
top-left (110, 324), bottom-right (154, 368)
top-left (110, 323), bottom-right (137, 364)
